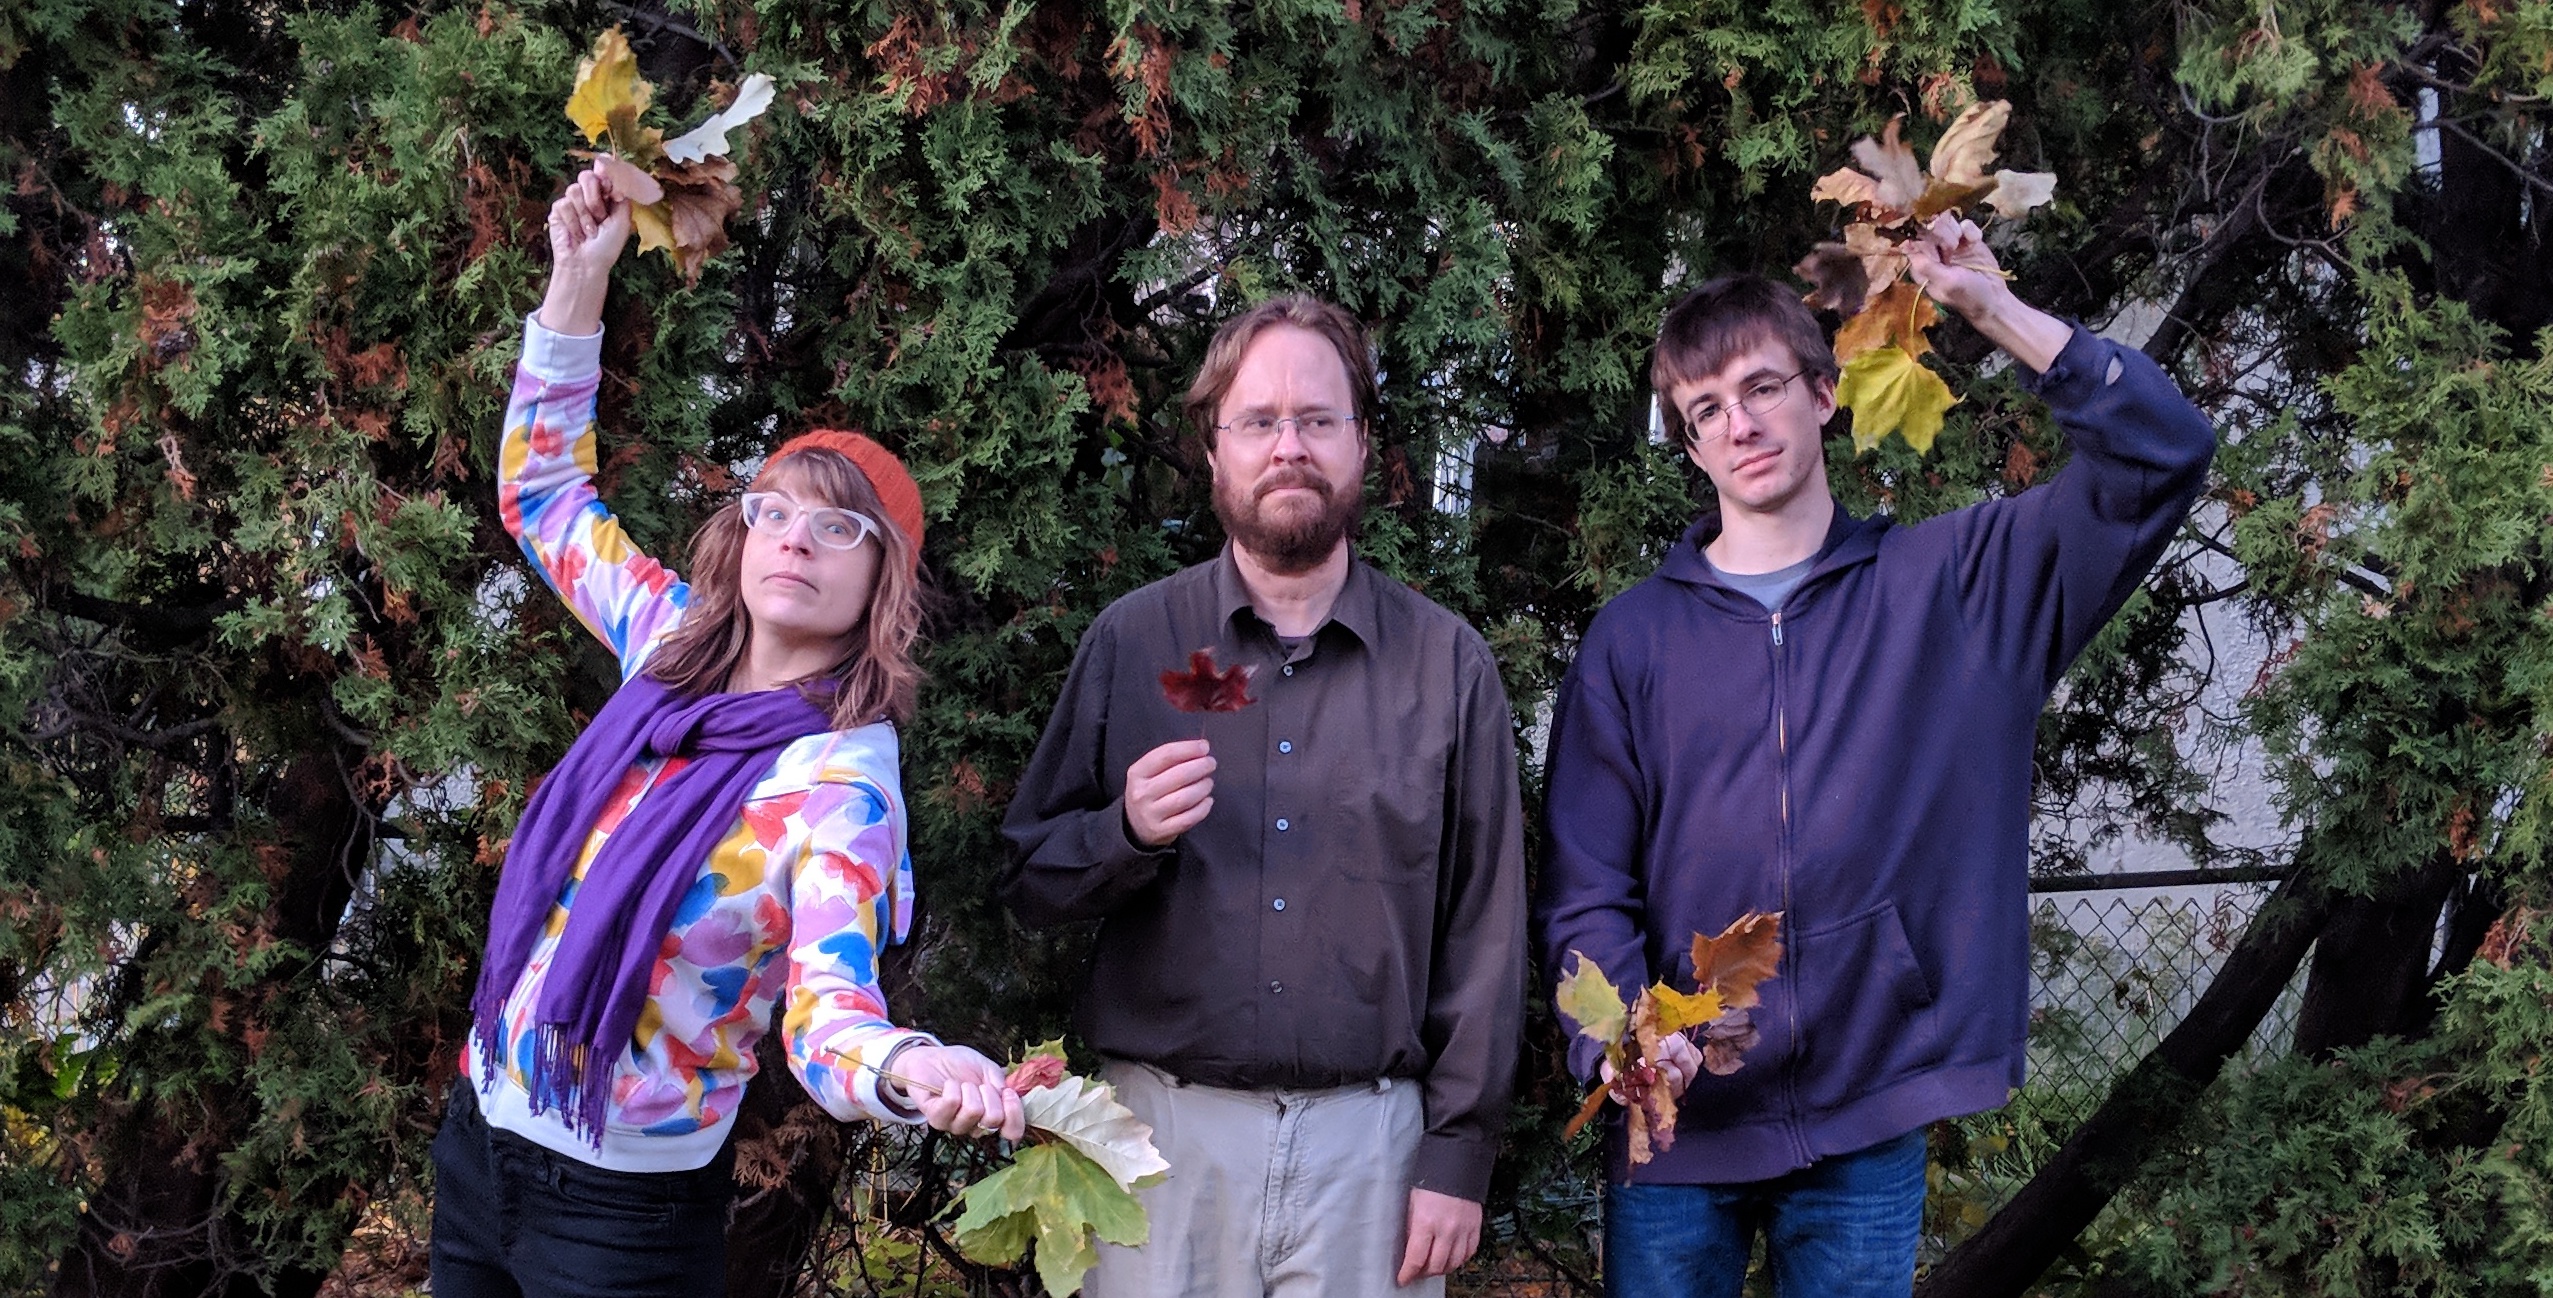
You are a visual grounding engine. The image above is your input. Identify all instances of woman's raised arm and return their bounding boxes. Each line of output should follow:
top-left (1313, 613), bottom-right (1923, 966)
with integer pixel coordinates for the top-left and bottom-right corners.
top-left (497, 162), bottom-right (688, 678)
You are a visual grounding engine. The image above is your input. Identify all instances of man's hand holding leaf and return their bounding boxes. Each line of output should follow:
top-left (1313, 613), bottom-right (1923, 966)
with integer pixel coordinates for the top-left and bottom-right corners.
top-left (1555, 912), bottom-right (1785, 1168)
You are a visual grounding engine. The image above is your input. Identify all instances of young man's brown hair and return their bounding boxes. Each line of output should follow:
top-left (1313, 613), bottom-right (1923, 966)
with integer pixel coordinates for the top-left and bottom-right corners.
top-left (1651, 274), bottom-right (1841, 448)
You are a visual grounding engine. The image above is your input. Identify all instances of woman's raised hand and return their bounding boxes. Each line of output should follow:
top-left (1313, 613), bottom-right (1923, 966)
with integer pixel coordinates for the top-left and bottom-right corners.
top-left (536, 160), bottom-right (637, 336)
top-left (894, 1043), bottom-right (1029, 1142)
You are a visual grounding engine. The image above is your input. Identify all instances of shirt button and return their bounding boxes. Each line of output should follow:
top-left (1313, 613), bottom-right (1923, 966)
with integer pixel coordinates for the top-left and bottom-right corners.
top-left (1275, 818), bottom-right (1290, 831)
top-left (1270, 980), bottom-right (1284, 994)
top-left (1283, 664), bottom-right (1295, 676)
top-left (1278, 740), bottom-right (1293, 754)
top-left (1272, 898), bottom-right (1287, 912)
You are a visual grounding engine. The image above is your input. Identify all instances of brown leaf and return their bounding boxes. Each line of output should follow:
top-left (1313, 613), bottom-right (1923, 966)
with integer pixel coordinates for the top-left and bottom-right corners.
top-left (1912, 177), bottom-right (1999, 222)
top-left (1793, 223), bottom-right (1902, 318)
top-left (1159, 649), bottom-right (1256, 713)
top-left (1832, 281), bottom-right (1939, 364)
top-left (156, 432), bottom-right (198, 501)
top-left (642, 157), bottom-right (743, 285)
top-left (1929, 99), bottom-right (2011, 187)
top-left (1851, 115), bottom-right (1926, 212)
top-left (137, 276), bottom-right (197, 366)
top-left (1699, 1011), bottom-right (1759, 1076)
top-left (1810, 167), bottom-right (1881, 211)
top-left (2479, 906), bottom-right (2538, 969)
top-left (2003, 439), bottom-right (2041, 487)
top-left (1689, 911), bottom-right (1783, 1013)
top-left (1560, 1084), bottom-right (1611, 1143)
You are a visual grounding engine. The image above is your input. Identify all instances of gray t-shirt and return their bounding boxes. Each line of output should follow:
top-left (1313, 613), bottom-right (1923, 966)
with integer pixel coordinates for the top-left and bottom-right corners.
top-left (1707, 553), bottom-right (1815, 612)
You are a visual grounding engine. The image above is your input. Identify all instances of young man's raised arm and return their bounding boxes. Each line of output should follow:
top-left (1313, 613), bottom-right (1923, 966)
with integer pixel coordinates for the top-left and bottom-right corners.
top-left (1909, 216), bottom-right (2218, 690)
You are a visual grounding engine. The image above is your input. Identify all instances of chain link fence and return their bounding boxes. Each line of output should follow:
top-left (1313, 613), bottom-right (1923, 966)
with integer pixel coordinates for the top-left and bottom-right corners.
top-left (2021, 875), bottom-right (2304, 1131)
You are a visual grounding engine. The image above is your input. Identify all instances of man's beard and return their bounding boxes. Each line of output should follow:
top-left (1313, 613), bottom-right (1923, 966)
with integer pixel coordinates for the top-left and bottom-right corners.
top-left (1213, 464), bottom-right (1364, 575)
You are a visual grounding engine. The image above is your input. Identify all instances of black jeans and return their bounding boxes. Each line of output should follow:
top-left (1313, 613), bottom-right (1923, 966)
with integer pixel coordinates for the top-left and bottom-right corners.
top-left (428, 1087), bottom-right (737, 1298)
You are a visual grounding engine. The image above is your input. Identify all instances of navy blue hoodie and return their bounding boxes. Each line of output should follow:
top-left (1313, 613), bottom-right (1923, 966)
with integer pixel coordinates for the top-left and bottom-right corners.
top-left (1536, 325), bottom-right (2215, 1184)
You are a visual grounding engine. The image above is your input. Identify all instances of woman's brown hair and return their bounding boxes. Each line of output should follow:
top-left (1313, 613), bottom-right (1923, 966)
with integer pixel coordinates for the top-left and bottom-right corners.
top-left (643, 448), bottom-right (924, 729)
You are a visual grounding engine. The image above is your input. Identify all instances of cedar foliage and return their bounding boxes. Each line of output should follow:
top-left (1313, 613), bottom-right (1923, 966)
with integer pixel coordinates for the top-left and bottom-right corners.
top-left (1, 0), bottom-right (2549, 1294)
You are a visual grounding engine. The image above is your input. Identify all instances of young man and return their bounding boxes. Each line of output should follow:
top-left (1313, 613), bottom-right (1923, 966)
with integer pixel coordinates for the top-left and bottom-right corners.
top-left (1002, 295), bottom-right (1527, 1297)
top-left (1535, 217), bottom-right (2216, 1297)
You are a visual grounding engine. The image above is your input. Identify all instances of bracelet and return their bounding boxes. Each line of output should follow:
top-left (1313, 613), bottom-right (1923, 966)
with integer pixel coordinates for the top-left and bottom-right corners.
top-left (876, 1034), bottom-right (941, 1117)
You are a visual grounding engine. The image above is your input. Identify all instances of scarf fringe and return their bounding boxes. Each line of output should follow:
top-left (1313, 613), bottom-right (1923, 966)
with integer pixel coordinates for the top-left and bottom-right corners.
top-left (523, 1023), bottom-right (611, 1148)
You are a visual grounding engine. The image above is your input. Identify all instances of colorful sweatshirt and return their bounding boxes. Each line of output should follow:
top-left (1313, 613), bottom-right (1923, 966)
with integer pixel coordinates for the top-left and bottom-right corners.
top-left (461, 317), bottom-right (928, 1173)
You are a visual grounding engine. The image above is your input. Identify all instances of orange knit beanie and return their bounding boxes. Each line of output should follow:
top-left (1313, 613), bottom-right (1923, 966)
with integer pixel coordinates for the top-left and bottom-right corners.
top-left (763, 429), bottom-right (924, 574)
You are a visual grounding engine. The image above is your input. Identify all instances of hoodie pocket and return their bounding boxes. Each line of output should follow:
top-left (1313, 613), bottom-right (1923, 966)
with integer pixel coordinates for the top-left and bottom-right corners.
top-left (1793, 901), bottom-right (1948, 1114)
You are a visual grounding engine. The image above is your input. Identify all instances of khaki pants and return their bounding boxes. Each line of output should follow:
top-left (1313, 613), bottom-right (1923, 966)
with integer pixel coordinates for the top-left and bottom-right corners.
top-left (1088, 1060), bottom-right (1442, 1298)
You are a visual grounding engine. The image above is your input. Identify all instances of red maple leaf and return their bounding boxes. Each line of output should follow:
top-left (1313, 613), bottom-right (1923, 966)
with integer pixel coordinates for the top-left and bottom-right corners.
top-left (1005, 1054), bottom-right (1068, 1094)
top-left (1159, 649), bottom-right (1256, 713)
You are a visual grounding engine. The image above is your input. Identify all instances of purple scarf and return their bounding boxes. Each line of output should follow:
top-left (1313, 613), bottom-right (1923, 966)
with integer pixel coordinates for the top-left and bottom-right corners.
top-left (470, 672), bottom-right (833, 1144)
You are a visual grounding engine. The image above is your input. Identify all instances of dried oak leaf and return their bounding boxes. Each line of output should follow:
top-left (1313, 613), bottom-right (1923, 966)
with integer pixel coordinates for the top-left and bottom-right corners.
top-left (1160, 649), bottom-right (1256, 713)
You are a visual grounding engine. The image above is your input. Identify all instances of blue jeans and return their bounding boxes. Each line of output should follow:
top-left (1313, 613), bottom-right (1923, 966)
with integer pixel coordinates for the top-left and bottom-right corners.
top-left (428, 1088), bottom-right (736, 1298)
top-left (1602, 1129), bottom-right (1928, 1298)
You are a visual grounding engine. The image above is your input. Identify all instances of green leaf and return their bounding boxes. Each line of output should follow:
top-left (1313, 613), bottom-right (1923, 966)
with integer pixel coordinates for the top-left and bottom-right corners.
top-left (1556, 950), bottom-right (1629, 1044)
top-left (1019, 1073), bottom-right (1171, 1189)
top-left (951, 1143), bottom-right (1149, 1297)
top-left (1835, 345), bottom-right (1958, 454)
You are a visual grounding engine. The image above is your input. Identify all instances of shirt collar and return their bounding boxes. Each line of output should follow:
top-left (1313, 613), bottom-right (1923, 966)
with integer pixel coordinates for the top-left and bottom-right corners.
top-left (1212, 544), bottom-right (1379, 649)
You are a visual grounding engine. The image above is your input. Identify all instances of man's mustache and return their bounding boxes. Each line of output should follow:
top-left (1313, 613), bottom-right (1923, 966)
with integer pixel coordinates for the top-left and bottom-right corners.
top-left (1253, 468), bottom-right (1333, 501)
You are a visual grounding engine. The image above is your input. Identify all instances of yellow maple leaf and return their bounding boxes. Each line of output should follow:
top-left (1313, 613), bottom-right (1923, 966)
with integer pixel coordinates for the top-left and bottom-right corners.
top-left (1836, 345), bottom-right (1958, 454)
top-left (565, 28), bottom-right (648, 148)
top-left (1641, 983), bottom-right (1724, 1037)
top-left (1556, 951), bottom-right (1629, 1045)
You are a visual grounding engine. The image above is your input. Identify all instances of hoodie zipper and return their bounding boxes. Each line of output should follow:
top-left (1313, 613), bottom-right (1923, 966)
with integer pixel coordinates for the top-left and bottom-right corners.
top-left (1768, 607), bottom-right (1809, 1167)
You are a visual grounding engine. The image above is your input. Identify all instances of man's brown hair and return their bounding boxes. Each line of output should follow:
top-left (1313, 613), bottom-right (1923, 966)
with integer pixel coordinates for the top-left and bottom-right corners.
top-left (1651, 274), bottom-right (1840, 448)
top-left (1183, 294), bottom-right (1381, 446)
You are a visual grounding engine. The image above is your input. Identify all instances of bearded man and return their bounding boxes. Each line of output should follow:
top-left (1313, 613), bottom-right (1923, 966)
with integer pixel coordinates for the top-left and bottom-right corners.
top-left (1002, 295), bottom-right (1526, 1298)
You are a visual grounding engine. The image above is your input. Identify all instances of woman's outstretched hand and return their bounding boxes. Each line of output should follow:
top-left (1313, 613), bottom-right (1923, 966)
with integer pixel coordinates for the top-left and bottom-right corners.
top-left (536, 160), bottom-right (636, 337)
top-left (895, 1043), bottom-right (1029, 1142)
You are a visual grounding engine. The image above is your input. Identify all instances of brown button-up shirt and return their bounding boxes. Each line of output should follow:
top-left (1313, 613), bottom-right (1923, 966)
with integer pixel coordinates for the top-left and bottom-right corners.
top-left (1000, 549), bottom-right (1526, 1201)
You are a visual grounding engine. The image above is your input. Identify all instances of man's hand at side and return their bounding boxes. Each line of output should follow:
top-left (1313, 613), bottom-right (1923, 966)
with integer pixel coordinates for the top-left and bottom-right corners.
top-left (1124, 739), bottom-right (1216, 847)
top-left (1397, 1187), bottom-right (1482, 1286)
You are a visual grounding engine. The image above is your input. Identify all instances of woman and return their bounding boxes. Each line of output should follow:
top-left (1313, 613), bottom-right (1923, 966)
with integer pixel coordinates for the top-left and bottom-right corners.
top-left (428, 161), bottom-right (1023, 1297)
